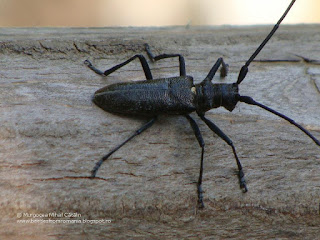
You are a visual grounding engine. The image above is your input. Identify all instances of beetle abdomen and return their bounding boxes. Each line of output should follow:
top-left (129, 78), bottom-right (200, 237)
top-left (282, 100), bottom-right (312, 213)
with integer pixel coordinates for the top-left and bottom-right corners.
top-left (93, 76), bottom-right (196, 116)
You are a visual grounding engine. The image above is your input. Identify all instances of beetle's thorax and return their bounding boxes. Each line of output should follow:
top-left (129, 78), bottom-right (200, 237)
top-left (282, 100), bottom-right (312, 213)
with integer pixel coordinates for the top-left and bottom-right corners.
top-left (195, 79), bottom-right (239, 113)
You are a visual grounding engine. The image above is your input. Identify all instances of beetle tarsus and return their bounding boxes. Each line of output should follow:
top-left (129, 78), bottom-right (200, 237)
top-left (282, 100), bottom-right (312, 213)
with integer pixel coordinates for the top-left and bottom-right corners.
top-left (220, 63), bottom-right (229, 78)
top-left (84, 59), bottom-right (92, 66)
top-left (84, 59), bottom-right (105, 76)
top-left (197, 184), bottom-right (205, 208)
top-left (238, 169), bottom-right (248, 192)
top-left (91, 160), bottom-right (102, 178)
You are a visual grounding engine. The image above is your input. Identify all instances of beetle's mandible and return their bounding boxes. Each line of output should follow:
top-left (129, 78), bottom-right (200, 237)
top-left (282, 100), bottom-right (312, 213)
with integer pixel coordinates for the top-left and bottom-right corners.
top-left (84, 0), bottom-right (319, 208)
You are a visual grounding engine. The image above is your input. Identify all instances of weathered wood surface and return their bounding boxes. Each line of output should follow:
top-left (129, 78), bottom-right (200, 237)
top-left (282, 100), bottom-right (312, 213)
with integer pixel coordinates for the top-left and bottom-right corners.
top-left (0, 25), bottom-right (320, 239)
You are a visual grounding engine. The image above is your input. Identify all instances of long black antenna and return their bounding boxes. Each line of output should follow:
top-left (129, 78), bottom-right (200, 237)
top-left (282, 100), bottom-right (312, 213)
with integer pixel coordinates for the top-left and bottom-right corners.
top-left (239, 96), bottom-right (320, 146)
top-left (237, 0), bottom-right (296, 85)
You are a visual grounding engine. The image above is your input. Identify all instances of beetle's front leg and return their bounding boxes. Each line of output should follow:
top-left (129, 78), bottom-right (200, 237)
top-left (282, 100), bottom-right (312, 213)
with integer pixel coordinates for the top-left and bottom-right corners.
top-left (205, 57), bottom-right (229, 80)
top-left (219, 59), bottom-right (229, 78)
top-left (199, 114), bottom-right (248, 193)
top-left (185, 115), bottom-right (205, 208)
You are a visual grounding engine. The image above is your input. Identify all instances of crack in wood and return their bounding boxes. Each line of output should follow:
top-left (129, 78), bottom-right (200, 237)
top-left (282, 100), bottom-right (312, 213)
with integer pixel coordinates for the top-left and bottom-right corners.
top-left (33, 175), bottom-right (109, 181)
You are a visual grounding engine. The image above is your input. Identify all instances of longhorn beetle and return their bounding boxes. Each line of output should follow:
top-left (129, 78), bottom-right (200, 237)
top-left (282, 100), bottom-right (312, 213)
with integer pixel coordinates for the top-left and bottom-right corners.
top-left (85, 0), bottom-right (320, 208)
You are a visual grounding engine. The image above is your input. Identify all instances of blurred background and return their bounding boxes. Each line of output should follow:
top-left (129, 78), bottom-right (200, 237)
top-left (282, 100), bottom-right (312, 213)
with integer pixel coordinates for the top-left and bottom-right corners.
top-left (0, 0), bottom-right (319, 27)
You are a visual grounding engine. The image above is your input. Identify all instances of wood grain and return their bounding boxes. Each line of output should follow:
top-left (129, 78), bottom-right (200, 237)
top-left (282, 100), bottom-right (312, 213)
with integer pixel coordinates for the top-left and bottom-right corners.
top-left (1, 25), bottom-right (320, 239)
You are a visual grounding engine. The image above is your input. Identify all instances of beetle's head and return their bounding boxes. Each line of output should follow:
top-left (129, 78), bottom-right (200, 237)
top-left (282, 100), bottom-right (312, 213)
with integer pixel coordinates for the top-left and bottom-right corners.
top-left (217, 82), bottom-right (240, 111)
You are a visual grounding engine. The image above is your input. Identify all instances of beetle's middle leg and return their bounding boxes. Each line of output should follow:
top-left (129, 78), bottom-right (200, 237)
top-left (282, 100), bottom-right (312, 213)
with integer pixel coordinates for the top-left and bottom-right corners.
top-left (145, 43), bottom-right (186, 76)
top-left (91, 117), bottom-right (157, 178)
top-left (84, 54), bottom-right (153, 80)
top-left (199, 114), bottom-right (248, 193)
top-left (185, 115), bottom-right (205, 208)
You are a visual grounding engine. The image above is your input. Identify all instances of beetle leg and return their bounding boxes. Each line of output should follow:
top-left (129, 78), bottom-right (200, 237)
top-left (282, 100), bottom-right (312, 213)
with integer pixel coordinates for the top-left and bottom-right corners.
top-left (185, 115), bottom-right (205, 208)
top-left (199, 114), bottom-right (248, 193)
top-left (145, 43), bottom-right (186, 77)
top-left (84, 54), bottom-right (153, 80)
top-left (205, 57), bottom-right (229, 80)
top-left (91, 117), bottom-right (157, 178)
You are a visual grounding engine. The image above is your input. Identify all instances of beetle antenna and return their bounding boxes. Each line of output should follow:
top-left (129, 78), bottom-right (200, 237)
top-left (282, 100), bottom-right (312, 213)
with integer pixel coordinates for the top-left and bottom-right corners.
top-left (239, 96), bottom-right (320, 146)
top-left (237, 0), bottom-right (296, 85)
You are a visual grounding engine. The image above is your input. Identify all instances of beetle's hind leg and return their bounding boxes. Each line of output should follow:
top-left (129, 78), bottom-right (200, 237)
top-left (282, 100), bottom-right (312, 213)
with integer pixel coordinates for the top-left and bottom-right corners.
top-left (84, 54), bottom-right (153, 80)
top-left (91, 117), bottom-right (157, 177)
top-left (145, 43), bottom-right (186, 77)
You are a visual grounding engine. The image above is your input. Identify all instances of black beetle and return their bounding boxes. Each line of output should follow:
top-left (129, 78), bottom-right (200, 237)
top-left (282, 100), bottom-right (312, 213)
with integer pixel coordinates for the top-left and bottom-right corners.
top-left (85, 0), bottom-right (319, 208)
